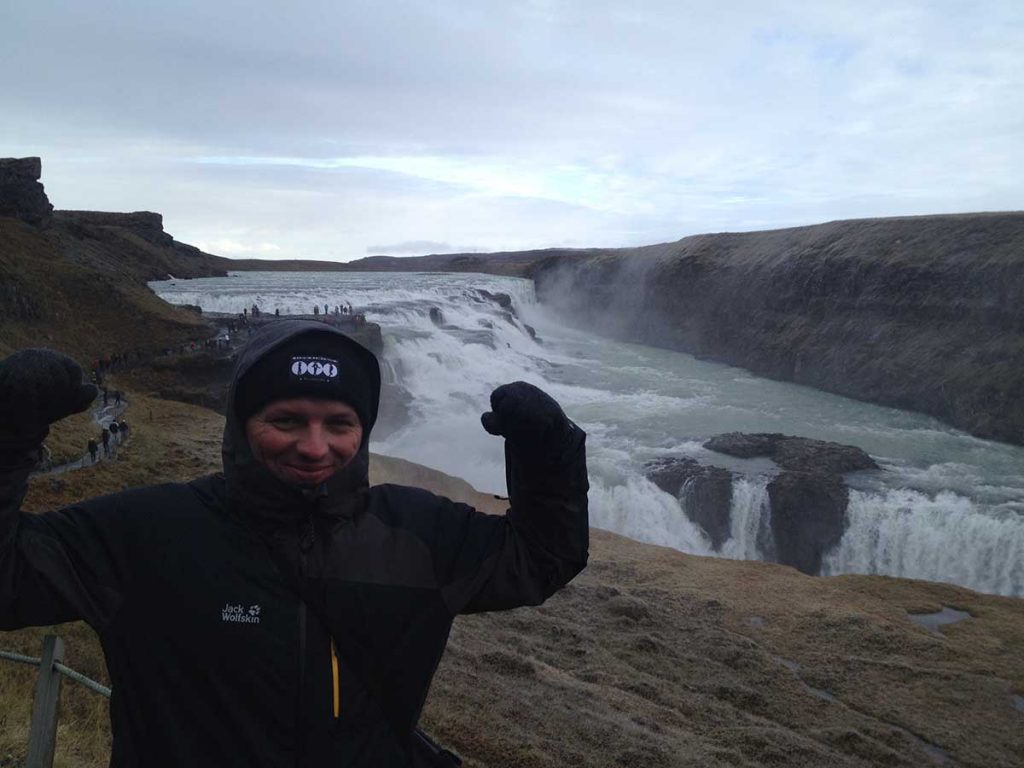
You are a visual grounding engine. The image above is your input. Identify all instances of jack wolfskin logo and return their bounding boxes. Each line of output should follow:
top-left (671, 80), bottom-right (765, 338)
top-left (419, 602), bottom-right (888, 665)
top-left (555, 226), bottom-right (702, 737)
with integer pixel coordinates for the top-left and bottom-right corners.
top-left (222, 603), bottom-right (261, 624)
top-left (291, 356), bottom-right (339, 379)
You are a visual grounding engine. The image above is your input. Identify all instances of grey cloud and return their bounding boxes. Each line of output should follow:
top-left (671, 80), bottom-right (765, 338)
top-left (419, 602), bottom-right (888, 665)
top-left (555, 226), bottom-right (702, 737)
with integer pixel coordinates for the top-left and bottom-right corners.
top-left (2, 0), bottom-right (1022, 262)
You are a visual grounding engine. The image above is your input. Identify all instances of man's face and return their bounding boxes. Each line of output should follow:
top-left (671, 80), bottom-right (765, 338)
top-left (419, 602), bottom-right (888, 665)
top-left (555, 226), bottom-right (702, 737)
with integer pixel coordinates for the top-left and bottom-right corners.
top-left (245, 397), bottom-right (363, 487)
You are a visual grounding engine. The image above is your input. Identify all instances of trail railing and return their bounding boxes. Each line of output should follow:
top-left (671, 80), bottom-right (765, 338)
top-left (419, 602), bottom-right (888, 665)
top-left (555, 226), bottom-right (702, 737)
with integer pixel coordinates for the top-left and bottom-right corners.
top-left (0, 634), bottom-right (111, 768)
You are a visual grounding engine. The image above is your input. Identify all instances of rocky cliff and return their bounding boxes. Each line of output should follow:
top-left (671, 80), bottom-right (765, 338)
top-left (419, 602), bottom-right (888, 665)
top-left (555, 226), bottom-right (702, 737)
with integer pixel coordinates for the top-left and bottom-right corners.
top-left (0, 157), bottom-right (53, 226)
top-left (56, 210), bottom-right (174, 246)
top-left (46, 208), bottom-right (228, 283)
top-left (529, 213), bottom-right (1024, 445)
top-left (0, 157), bottom-right (230, 358)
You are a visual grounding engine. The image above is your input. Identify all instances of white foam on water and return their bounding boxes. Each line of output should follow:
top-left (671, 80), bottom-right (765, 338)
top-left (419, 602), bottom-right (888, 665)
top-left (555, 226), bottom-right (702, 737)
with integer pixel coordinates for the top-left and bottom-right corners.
top-left (718, 478), bottom-right (772, 560)
top-left (589, 474), bottom-right (712, 555)
top-left (824, 489), bottom-right (1024, 597)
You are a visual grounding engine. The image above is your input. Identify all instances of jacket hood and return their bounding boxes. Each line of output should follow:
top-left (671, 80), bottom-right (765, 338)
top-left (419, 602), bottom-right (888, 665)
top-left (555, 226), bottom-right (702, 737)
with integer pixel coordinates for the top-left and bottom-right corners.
top-left (222, 319), bottom-right (381, 525)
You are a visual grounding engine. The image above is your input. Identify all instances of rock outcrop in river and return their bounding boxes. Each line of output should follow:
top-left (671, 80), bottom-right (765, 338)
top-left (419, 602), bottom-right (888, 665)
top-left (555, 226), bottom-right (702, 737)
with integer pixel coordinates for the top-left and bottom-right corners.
top-left (645, 457), bottom-right (736, 549)
top-left (647, 434), bottom-right (880, 574)
top-left (707, 433), bottom-right (878, 575)
top-left (528, 213), bottom-right (1024, 446)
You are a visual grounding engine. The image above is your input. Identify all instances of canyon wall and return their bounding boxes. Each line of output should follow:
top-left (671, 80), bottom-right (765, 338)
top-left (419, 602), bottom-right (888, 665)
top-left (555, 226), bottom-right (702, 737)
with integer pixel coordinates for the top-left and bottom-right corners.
top-left (530, 213), bottom-right (1024, 445)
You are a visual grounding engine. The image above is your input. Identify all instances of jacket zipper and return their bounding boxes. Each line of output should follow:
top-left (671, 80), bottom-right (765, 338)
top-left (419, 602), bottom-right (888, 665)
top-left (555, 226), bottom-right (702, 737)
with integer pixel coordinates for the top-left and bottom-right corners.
top-left (297, 516), bottom-right (340, 727)
top-left (296, 600), bottom-right (306, 767)
top-left (296, 515), bottom-right (315, 767)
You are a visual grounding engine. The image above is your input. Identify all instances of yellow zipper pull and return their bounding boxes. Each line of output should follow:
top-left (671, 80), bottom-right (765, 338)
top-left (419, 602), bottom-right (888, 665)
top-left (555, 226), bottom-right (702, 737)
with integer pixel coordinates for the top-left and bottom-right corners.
top-left (330, 638), bottom-right (340, 718)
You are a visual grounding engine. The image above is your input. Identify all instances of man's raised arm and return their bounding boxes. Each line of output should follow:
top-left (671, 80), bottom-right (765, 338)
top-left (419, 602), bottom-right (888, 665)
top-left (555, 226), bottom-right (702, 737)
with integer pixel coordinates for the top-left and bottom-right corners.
top-left (440, 381), bottom-right (590, 614)
top-left (0, 349), bottom-right (102, 629)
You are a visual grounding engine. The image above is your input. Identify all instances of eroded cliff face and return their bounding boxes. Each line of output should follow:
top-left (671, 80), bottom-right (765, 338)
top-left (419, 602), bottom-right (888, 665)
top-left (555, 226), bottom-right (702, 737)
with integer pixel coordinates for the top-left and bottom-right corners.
top-left (56, 210), bottom-right (174, 247)
top-left (531, 213), bottom-right (1024, 445)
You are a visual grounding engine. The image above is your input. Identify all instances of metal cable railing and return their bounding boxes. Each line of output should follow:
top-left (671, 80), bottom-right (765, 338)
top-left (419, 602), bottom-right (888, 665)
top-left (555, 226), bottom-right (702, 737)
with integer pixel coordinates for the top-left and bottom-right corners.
top-left (53, 661), bottom-right (112, 697)
top-left (0, 648), bottom-right (40, 666)
top-left (1, 635), bottom-right (111, 767)
top-left (0, 646), bottom-right (111, 697)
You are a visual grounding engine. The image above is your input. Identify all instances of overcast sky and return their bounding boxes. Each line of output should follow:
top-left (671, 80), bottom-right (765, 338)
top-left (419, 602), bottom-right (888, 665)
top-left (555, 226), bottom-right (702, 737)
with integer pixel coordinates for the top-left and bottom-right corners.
top-left (3, 1), bottom-right (1022, 261)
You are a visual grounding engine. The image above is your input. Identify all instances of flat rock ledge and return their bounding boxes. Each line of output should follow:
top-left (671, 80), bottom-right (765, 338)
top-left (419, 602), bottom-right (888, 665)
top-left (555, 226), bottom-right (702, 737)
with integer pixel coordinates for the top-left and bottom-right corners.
top-left (703, 432), bottom-right (878, 474)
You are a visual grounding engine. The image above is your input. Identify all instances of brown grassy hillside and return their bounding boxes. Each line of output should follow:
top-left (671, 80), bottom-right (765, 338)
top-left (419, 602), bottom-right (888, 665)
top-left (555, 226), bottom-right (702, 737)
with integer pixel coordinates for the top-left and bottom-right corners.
top-left (0, 218), bottom-right (215, 359)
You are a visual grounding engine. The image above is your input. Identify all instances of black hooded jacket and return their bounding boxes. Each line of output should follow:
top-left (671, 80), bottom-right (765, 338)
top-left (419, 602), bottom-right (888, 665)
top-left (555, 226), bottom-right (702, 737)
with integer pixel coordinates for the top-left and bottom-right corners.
top-left (0, 320), bottom-right (589, 767)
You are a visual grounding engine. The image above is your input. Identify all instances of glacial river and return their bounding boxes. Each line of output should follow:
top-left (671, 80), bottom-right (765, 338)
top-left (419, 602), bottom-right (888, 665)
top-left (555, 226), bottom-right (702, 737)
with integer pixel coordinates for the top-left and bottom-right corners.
top-left (152, 271), bottom-right (1024, 597)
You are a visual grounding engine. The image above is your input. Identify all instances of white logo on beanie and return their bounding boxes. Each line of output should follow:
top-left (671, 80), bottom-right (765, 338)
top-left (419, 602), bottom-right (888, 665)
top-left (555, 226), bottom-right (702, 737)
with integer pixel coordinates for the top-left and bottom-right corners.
top-left (290, 356), bottom-right (339, 380)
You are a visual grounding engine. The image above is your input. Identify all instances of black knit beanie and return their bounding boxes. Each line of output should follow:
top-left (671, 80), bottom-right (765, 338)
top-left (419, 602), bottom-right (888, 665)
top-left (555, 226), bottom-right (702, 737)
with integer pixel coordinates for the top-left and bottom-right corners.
top-left (234, 330), bottom-right (380, 431)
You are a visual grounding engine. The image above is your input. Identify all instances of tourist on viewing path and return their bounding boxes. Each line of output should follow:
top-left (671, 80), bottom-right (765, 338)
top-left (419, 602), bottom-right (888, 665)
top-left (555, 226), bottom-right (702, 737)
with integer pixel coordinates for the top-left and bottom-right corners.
top-left (0, 320), bottom-right (589, 767)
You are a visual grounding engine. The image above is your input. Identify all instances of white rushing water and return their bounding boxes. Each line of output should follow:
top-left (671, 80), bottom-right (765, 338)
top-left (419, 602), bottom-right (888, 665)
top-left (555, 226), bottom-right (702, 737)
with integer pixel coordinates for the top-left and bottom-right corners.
top-left (152, 271), bottom-right (1024, 597)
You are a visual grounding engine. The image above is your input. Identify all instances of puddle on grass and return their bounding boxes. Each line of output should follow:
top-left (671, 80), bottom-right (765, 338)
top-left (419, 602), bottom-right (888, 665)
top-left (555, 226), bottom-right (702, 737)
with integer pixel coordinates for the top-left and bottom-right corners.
top-left (774, 656), bottom-right (839, 703)
top-left (907, 606), bottom-right (972, 635)
top-left (804, 684), bottom-right (838, 703)
top-left (913, 736), bottom-right (951, 765)
top-left (775, 656), bottom-right (801, 673)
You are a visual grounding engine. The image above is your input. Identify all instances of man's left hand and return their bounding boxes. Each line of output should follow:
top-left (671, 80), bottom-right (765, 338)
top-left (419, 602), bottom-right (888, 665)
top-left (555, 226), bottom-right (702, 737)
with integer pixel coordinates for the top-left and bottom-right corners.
top-left (481, 381), bottom-right (578, 454)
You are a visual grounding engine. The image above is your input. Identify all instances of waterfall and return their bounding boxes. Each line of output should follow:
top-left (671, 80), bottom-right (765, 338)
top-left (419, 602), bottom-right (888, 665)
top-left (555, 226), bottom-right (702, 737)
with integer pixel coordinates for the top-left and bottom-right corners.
top-left (823, 489), bottom-right (1024, 597)
top-left (717, 478), bottom-right (773, 560)
top-left (589, 474), bottom-right (712, 556)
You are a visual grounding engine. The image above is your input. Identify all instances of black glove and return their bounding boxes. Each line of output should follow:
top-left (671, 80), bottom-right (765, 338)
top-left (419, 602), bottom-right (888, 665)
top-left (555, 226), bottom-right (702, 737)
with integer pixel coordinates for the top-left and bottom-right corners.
top-left (481, 381), bottom-right (581, 458)
top-left (0, 349), bottom-right (98, 449)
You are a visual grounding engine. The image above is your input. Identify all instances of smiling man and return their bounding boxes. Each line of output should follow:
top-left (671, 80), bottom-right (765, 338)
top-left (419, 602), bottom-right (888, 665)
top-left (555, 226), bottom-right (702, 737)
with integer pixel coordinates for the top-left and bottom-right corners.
top-left (0, 319), bottom-right (590, 767)
top-left (246, 398), bottom-right (363, 487)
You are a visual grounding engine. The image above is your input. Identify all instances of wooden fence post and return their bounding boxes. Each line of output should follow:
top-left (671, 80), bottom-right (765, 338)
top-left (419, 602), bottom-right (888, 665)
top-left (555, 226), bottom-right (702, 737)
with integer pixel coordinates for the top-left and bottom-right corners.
top-left (26, 634), bottom-right (64, 768)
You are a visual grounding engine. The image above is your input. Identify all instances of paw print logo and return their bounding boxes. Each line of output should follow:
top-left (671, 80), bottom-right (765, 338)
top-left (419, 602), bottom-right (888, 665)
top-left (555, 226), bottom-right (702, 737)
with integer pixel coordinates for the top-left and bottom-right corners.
top-left (248, 605), bottom-right (261, 617)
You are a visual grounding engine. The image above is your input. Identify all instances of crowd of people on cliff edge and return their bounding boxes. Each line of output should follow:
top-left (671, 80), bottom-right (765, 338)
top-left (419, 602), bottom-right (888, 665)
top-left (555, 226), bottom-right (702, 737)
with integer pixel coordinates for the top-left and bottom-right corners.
top-left (86, 302), bottom-right (372, 386)
top-left (239, 302), bottom-right (367, 332)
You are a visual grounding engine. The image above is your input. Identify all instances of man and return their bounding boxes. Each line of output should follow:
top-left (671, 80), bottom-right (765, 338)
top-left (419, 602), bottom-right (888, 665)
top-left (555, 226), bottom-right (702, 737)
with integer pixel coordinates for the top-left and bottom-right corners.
top-left (0, 319), bottom-right (589, 767)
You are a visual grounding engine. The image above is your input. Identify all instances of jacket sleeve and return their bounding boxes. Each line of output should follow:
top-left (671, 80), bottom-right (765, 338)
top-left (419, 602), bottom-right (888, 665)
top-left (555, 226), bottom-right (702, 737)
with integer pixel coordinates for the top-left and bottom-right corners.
top-left (437, 426), bottom-right (589, 615)
top-left (0, 459), bottom-right (128, 631)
